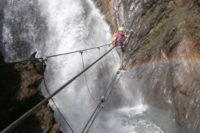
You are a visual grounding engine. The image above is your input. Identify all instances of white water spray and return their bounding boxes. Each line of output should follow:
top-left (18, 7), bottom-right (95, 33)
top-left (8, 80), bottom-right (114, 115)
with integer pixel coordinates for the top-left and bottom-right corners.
top-left (1, 0), bottom-right (183, 132)
top-left (38, 0), bottom-right (178, 133)
top-left (39, 0), bottom-right (120, 132)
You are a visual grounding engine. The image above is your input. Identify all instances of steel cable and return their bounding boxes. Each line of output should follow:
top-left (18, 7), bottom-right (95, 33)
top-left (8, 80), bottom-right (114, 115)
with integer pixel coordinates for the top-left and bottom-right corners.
top-left (0, 43), bottom-right (111, 67)
top-left (80, 52), bottom-right (99, 104)
top-left (43, 72), bottom-right (75, 133)
top-left (1, 46), bottom-right (114, 133)
top-left (81, 70), bottom-right (121, 133)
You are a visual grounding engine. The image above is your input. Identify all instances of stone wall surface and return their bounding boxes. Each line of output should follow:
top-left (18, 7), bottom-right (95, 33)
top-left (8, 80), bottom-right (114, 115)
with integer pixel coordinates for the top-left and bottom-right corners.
top-left (95, 0), bottom-right (200, 132)
top-left (0, 57), bottom-right (59, 133)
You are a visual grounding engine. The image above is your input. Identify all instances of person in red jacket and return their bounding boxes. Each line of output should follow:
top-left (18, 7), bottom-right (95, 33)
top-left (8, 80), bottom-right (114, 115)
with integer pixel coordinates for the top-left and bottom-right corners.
top-left (112, 27), bottom-right (130, 69)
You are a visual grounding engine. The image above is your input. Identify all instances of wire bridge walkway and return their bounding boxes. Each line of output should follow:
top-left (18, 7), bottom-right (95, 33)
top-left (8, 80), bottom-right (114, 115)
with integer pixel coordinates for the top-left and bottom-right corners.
top-left (1, 43), bottom-right (125, 133)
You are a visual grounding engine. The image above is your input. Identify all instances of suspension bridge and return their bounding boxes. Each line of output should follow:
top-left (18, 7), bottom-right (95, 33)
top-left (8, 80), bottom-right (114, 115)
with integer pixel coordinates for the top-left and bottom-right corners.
top-left (0, 43), bottom-right (125, 133)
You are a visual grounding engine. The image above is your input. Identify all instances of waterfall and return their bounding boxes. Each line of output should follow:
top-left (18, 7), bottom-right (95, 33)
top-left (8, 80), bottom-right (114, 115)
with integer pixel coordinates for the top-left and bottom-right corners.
top-left (1, 0), bottom-right (184, 133)
top-left (1, 0), bottom-right (47, 61)
top-left (38, 0), bottom-right (119, 132)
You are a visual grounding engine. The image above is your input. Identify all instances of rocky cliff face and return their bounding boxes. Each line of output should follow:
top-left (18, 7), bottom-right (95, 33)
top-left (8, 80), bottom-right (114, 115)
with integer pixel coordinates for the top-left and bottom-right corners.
top-left (97, 0), bottom-right (200, 132)
top-left (0, 56), bottom-right (59, 133)
top-left (0, 2), bottom-right (58, 131)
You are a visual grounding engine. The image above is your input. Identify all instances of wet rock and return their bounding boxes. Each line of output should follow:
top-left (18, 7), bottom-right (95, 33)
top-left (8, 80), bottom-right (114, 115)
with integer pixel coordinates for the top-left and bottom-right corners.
top-left (0, 52), bottom-right (4, 63)
top-left (15, 60), bottom-right (43, 100)
top-left (99, 0), bottom-right (200, 132)
top-left (0, 57), bottom-right (59, 133)
top-left (92, 0), bottom-right (117, 31)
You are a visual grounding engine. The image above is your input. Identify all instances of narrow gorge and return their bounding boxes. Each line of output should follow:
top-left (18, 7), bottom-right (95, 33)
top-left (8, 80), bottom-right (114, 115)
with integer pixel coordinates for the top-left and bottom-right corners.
top-left (98, 0), bottom-right (200, 132)
top-left (1, 0), bottom-right (200, 133)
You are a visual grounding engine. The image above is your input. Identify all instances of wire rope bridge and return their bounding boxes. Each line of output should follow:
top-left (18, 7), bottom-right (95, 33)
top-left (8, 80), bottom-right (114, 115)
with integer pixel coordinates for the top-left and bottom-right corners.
top-left (1, 43), bottom-right (124, 133)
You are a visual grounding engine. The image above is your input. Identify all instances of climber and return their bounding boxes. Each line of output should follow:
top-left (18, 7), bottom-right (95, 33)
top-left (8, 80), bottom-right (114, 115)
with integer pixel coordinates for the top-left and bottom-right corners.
top-left (112, 27), bottom-right (131, 69)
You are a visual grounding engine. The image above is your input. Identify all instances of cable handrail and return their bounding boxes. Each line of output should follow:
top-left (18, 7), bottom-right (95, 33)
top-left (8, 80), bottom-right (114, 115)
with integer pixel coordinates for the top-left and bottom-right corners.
top-left (43, 76), bottom-right (74, 133)
top-left (46, 43), bottom-right (111, 59)
top-left (0, 8), bottom-right (136, 132)
top-left (80, 52), bottom-right (99, 104)
top-left (1, 46), bottom-right (114, 133)
top-left (0, 43), bottom-right (111, 67)
top-left (81, 70), bottom-right (121, 133)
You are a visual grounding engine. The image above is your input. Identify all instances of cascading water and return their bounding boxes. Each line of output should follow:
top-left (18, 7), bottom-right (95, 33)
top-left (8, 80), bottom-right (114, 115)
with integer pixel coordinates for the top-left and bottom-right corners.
top-left (38, 0), bottom-right (120, 132)
top-left (1, 0), bottom-right (184, 133)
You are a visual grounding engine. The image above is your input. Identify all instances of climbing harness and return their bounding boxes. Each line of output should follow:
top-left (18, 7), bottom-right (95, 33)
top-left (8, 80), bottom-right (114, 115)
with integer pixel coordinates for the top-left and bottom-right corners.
top-left (1, 46), bottom-right (114, 133)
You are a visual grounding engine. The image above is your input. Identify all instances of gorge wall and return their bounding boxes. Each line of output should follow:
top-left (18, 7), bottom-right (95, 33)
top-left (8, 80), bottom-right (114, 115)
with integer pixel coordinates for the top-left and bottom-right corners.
top-left (0, 1), bottom-right (59, 132)
top-left (1, 0), bottom-right (200, 132)
top-left (96, 0), bottom-right (200, 133)
top-left (0, 57), bottom-right (59, 133)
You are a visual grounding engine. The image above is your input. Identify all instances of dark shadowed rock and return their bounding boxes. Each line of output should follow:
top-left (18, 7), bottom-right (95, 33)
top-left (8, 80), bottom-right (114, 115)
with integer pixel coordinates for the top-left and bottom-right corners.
top-left (0, 60), bottom-right (59, 133)
top-left (0, 52), bottom-right (4, 63)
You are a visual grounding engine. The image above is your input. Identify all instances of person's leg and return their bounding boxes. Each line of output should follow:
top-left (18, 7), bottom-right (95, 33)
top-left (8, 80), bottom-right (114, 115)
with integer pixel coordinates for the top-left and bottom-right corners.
top-left (116, 48), bottom-right (123, 67)
top-left (121, 47), bottom-right (125, 68)
top-left (121, 47), bottom-right (126, 60)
